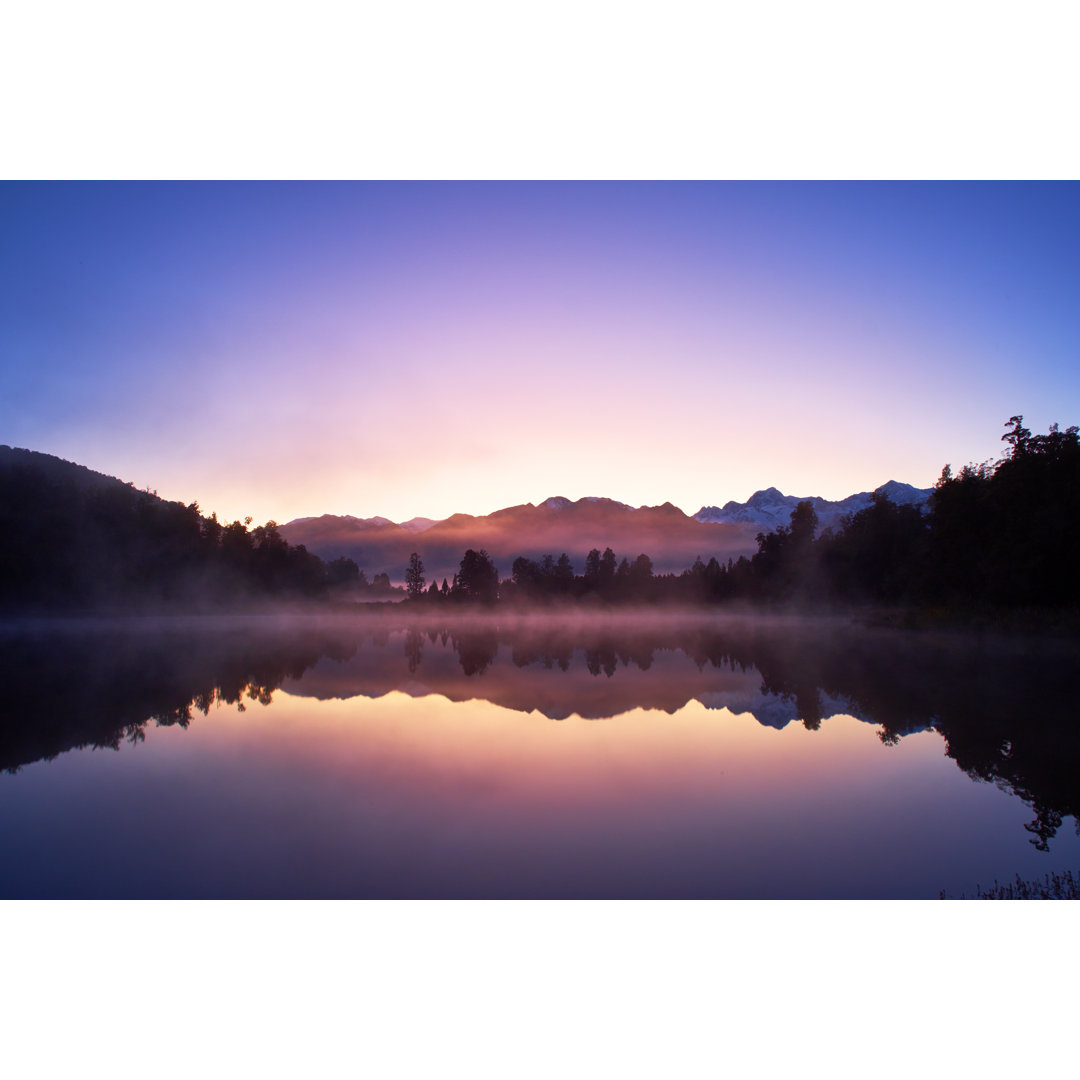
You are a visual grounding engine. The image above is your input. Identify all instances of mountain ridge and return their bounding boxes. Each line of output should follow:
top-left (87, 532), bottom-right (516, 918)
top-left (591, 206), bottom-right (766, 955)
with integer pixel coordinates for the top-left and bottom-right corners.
top-left (279, 483), bottom-right (932, 580)
top-left (283, 483), bottom-right (932, 537)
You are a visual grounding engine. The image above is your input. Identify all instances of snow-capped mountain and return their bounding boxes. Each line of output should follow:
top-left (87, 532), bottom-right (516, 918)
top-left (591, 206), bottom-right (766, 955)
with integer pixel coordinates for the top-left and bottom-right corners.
top-left (694, 480), bottom-right (932, 532)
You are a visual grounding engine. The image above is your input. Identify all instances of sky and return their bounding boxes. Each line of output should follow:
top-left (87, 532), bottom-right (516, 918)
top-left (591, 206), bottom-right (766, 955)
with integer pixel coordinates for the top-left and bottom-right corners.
top-left (2, 181), bottom-right (1078, 526)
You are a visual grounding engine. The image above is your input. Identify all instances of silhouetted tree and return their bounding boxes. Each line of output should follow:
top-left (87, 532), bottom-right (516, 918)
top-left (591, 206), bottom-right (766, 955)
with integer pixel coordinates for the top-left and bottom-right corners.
top-left (789, 501), bottom-right (818, 546)
top-left (925, 416), bottom-right (1080, 607)
top-left (512, 555), bottom-right (541, 592)
top-left (326, 557), bottom-right (361, 587)
top-left (405, 552), bottom-right (425, 600)
top-left (599, 547), bottom-right (617, 594)
top-left (823, 493), bottom-right (927, 603)
top-left (452, 549), bottom-right (499, 603)
top-left (1001, 414), bottom-right (1032, 458)
top-left (630, 553), bottom-right (653, 589)
top-left (554, 553), bottom-right (575, 593)
top-left (583, 549), bottom-right (602, 590)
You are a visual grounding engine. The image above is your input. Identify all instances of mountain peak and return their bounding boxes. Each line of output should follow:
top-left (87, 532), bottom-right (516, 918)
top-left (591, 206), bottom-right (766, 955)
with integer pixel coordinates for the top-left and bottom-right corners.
top-left (746, 486), bottom-right (792, 504)
top-left (641, 500), bottom-right (687, 518)
top-left (539, 496), bottom-right (633, 512)
top-left (401, 516), bottom-right (439, 533)
top-left (875, 480), bottom-right (918, 496)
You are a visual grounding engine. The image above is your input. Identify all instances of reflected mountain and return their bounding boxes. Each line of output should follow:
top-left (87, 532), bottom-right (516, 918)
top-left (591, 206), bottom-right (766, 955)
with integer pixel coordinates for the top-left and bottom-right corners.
top-left (2, 614), bottom-right (1078, 849)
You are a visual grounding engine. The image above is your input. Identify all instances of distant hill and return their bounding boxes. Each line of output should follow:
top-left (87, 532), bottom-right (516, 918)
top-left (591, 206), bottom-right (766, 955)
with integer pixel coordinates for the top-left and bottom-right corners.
top-left (694, 480), bottom-right (932, 532)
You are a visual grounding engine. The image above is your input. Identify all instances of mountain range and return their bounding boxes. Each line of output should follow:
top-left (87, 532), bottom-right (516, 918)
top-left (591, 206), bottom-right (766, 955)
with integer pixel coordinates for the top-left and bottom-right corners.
top-left (279, 481), bottom-right (933, 582)
top-left (1, 442), bottom-right (932, 590)
top-left (693, 480), bottom-right (932, 531)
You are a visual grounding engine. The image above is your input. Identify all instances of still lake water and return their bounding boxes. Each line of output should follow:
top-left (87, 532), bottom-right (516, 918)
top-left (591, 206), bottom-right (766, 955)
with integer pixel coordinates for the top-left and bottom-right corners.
top-left (2, 612), bottom-right (1078, 898)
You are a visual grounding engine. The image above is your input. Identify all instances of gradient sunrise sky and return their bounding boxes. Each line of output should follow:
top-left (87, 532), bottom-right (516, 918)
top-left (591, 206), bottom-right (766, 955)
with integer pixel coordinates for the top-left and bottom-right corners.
top-left (2, 181), bottom-right (1078, 526)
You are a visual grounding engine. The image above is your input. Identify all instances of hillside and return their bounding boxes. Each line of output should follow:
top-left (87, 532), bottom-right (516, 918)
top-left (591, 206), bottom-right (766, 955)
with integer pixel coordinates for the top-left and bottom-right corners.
top-left (0, 446), bottom-right (355, 611)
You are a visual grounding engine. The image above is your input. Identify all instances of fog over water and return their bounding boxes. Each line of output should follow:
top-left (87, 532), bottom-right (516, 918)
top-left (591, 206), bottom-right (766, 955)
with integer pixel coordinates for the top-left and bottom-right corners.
top-left (2, 611), bottom-right (1078, 897)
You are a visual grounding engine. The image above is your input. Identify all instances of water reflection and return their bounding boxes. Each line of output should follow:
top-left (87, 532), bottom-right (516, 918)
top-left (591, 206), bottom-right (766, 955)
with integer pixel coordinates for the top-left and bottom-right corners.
top-left (2, 614), bottom-right (1079, 859)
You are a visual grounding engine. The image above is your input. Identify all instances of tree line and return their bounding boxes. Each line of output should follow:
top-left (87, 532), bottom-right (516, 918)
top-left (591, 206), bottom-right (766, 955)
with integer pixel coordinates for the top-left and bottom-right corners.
top-left (403, 417), bottom-right (1080, 613)
top-left (403, 545), bottom-right (661, 605)
top-left (0, 447), bottom-right (367, 610)
top-left (702, 415), bottom-right (1080, 610)
top-left (6, 415), bottom-right (1074, 614)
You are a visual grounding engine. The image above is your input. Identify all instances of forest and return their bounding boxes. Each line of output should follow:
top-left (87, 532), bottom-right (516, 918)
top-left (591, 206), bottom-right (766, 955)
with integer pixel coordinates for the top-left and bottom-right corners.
top-left (407, 417), bottom-right (1080, 615)
top-left (3, 416), bottom-right (1077, 615)
top-left (0, 446), bottom-right (375, 610)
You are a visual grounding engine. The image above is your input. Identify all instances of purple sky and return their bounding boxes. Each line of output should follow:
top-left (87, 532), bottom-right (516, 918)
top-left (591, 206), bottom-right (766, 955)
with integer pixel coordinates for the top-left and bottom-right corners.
top-left (2, 181), bottom-right (1078, 525)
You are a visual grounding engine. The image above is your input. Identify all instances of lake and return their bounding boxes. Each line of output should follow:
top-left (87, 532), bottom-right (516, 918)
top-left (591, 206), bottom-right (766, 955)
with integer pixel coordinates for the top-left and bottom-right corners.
top-left (2, 612), bottom-right (1078, 898)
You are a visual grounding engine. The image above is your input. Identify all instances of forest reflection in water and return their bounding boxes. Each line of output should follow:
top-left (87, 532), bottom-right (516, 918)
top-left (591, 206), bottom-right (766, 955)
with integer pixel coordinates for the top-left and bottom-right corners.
top-left (2, 612), bottom-right (1079, 897)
